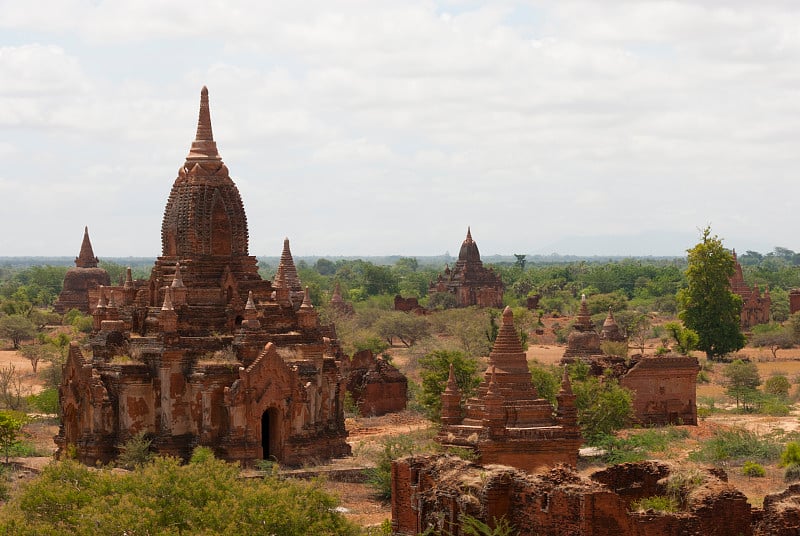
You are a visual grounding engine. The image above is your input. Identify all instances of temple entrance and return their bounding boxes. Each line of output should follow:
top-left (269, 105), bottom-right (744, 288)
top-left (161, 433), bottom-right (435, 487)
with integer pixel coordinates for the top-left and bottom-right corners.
top-left (261, 408), bottom-right (280, 460)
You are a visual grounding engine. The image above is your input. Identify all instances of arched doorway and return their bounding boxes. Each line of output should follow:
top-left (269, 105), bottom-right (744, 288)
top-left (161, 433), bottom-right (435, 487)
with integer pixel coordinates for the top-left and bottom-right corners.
top-left (261, 408), bottom-right (280, 460)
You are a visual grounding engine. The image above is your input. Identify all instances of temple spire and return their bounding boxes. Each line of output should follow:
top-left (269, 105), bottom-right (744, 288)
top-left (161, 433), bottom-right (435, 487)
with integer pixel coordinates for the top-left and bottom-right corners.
top-left (274, 237), bottom-right (302, 291)
top-left (76, 226), bottom-right (99, 268)
top-left (465, 226), bottom-right (473, 243)
top-left (186, 86), bottom-right (220, 161)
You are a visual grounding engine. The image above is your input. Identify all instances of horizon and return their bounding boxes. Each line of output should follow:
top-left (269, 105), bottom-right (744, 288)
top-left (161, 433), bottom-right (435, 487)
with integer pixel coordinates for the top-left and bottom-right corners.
top-left (2, 2), bottom-right (800, 257)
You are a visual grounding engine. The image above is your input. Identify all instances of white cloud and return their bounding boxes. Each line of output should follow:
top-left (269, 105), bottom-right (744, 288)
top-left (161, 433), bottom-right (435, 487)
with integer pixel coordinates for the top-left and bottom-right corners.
top-left (1, 1), bottom-right (800, 256)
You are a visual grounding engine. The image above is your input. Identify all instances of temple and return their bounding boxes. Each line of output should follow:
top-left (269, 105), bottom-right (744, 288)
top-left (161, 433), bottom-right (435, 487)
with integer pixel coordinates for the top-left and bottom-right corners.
top-left (730, 250), bottom-right (771, 329)
top-left (428, 228), bottom-right (504, 308)
top-left (56, 87), bottom-right (351, 466)
top-left (53, 227), bottom-right (111, 314)
top-left (436, 307), bottom-right (581, 471)
top-left (562, 294), bottom-right (602, 359)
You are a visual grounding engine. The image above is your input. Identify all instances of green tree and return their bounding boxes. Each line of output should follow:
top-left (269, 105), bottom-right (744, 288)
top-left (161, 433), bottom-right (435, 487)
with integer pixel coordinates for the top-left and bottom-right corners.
top-left (722, 359), bottom-right (761, 410)
top-left (373, 311), bottom-right (431, 348)
top-left (663, 321), bottom-right (700, 355)
top-left (418, 350), bottom-right (482, 420)
top-left (572, 375), bottom-right (633, 444)
top-left (764, 374), bottom-right (791, 398)
top-left (0, 315), bottom-right (36, 349)
top-left (751, 329), bottom-right (794, 360)
top-left (678, 227), bottom-right (746, 360)
top-left (0, 410), bottom-right (28, 463)
top-left (529, 362), bottom-right (560, 405)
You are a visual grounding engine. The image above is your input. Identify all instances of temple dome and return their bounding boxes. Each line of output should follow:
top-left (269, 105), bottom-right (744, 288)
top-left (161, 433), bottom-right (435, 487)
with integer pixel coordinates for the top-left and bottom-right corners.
top-left (457, 227), bottom-right (481, 263)
top-left (161, 87), bottom-right (249, 258)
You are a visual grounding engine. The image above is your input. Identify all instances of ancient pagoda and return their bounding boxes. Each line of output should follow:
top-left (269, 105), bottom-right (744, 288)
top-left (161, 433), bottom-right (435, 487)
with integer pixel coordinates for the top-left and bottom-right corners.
top-left (428, 227), bottom-right (504, 308)
top-left (54, 227), bottom-right (111, 314)
top-left (437, 307), bottom-right (581, 471)
top-left (730, 250), bottom-right (771, 329)
top-left (57, 87), bottom-right (351, 466)
top-left (562, 294), bottom-right (602, 360)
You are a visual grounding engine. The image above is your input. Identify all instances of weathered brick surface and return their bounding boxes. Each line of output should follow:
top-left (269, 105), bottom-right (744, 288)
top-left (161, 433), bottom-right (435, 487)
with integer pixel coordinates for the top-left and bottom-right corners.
top-left (620, 355), bottom-right (700, 426)
top-left (56, 88), bottom-right (350, 467)
top-left (54, 227), bottom-right (111, 314)
top-left (392, 457), bottom-right (759, 536)
top-left (428, 228), bottom-right (504, 308)
top-left (438, 308), bottom-right (581, 473)
top-left (730, 250), bottom-right (771, 329)
top-left (346, 349), bottom-right (407, 416)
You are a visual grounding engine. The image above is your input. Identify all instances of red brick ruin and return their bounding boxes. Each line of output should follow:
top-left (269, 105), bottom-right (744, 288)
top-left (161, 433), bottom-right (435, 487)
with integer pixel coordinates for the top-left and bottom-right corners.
top-left (346, 350), bottom-right (407, 416)
top-left (329, 281), bottom-right (355, 316)
top-left (56, 88), bottom-right (360, 466)
top-left (730, 249), bottom-right (771, 329)
top-left (437, 307), bottom-right (582, 471)
top-left (392, 456), bottom-right (800, 535)
top-left (562, 294), bottom-right (602, 359)
top-left (53, 227), bottom-right (111, 314)
top-left (559, 295), bottom-right (699, 426)
top-left (428, 228), bottom-right (504, 308)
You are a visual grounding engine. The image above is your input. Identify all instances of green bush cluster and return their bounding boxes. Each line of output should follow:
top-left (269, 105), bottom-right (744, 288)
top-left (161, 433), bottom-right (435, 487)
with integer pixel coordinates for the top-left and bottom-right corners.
top-left (0, 453), bottom-right (359, 535)
top-left (742, 461), bottom-right (766, 477)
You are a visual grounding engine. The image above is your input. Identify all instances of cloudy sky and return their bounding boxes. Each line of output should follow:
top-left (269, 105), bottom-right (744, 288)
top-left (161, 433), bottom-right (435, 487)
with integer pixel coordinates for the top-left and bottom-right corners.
top-left (1, 1), bottom-right (799, 258)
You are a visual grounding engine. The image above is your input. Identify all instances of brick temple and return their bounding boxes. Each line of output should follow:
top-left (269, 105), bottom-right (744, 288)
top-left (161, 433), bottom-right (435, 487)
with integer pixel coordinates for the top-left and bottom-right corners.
top-left (428, 228), bottom-right (504, 308)
top-left (730, 250), bottom-right (771, 329)
top-left (53, 227), bottom-right (110, 314)
top-left (56, 87), bottom-right (352, 466)
top-left (437, 307), bottom-right (581, 471)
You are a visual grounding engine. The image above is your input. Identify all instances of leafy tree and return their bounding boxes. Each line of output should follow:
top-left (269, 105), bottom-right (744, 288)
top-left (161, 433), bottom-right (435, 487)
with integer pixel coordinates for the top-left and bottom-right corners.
top-left (751, 329), bottom-right (793, 360)
top-left (0, 315), bottom-right (36, 349)
top-left (529, 362), bottom-right (560, 405)
top-left (572, 375), bottom-right (633, 445)
top-left (314, 258), bottom-right (336, 275)
top-left (722, 359), bottom-right (761, 410)
top-left (373, 311), bottom-right (431, 348)
top-left (678, 227), bottom-right (746, 360)
top-left (764, 374), bottom-right (791, 398)
top-left (0, 410), bottom-right (28, 463)
top-left (418, 350), bottom-right (482, 420)
top-left (663, 321), bottom-right (700, 355)
top-left (427, 291), bottom-right (458, 310)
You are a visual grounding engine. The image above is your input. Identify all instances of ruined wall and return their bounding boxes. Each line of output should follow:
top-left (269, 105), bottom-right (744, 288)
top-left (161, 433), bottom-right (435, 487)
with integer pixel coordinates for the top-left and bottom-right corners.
top-left (346, 350), bottom-right (407, 416)
top-left (620, 356), bottom-right (699, 426)
top-left (392, 456), bottom-right (759, 536)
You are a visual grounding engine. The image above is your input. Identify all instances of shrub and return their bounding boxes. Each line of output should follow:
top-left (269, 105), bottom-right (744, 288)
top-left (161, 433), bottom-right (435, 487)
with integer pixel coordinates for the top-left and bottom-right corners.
top-left (665, 469), bottom-right (705, 507)
top-left (0, 456), bottom-right (359, 535)
top-left (780, 441), bottom-right (800, 467)
top-left (631, 495), bottom-right (679, 513)
top-left (690, 428), bottom-right (781, 463)
top-left (115, 431), bottom-right (154, 469)
top-left (599, 427), bottom-right (690, 465)
top-left (461, 515), bottom-right (514, 536)
top-left (365, 430), bottom-right (437, 500)
top-left (765, 375), bottom-right (791, 398)
top-left (418, 350), bottom-right (481, 420)
top-left (529, 363), bottom-right (560, 405)
top-left (572, 376), bottom-right (633, 445)
top-left (742, 461), bottom-right (766, 477)
top-left (697, 370), bottom-right (711, 384)
top-left (784, 463), bottom-right (800, 482)
top-left (26, 388), bottom-right (59, 414)
top-left (600, 340), bottom-right (628, 358)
